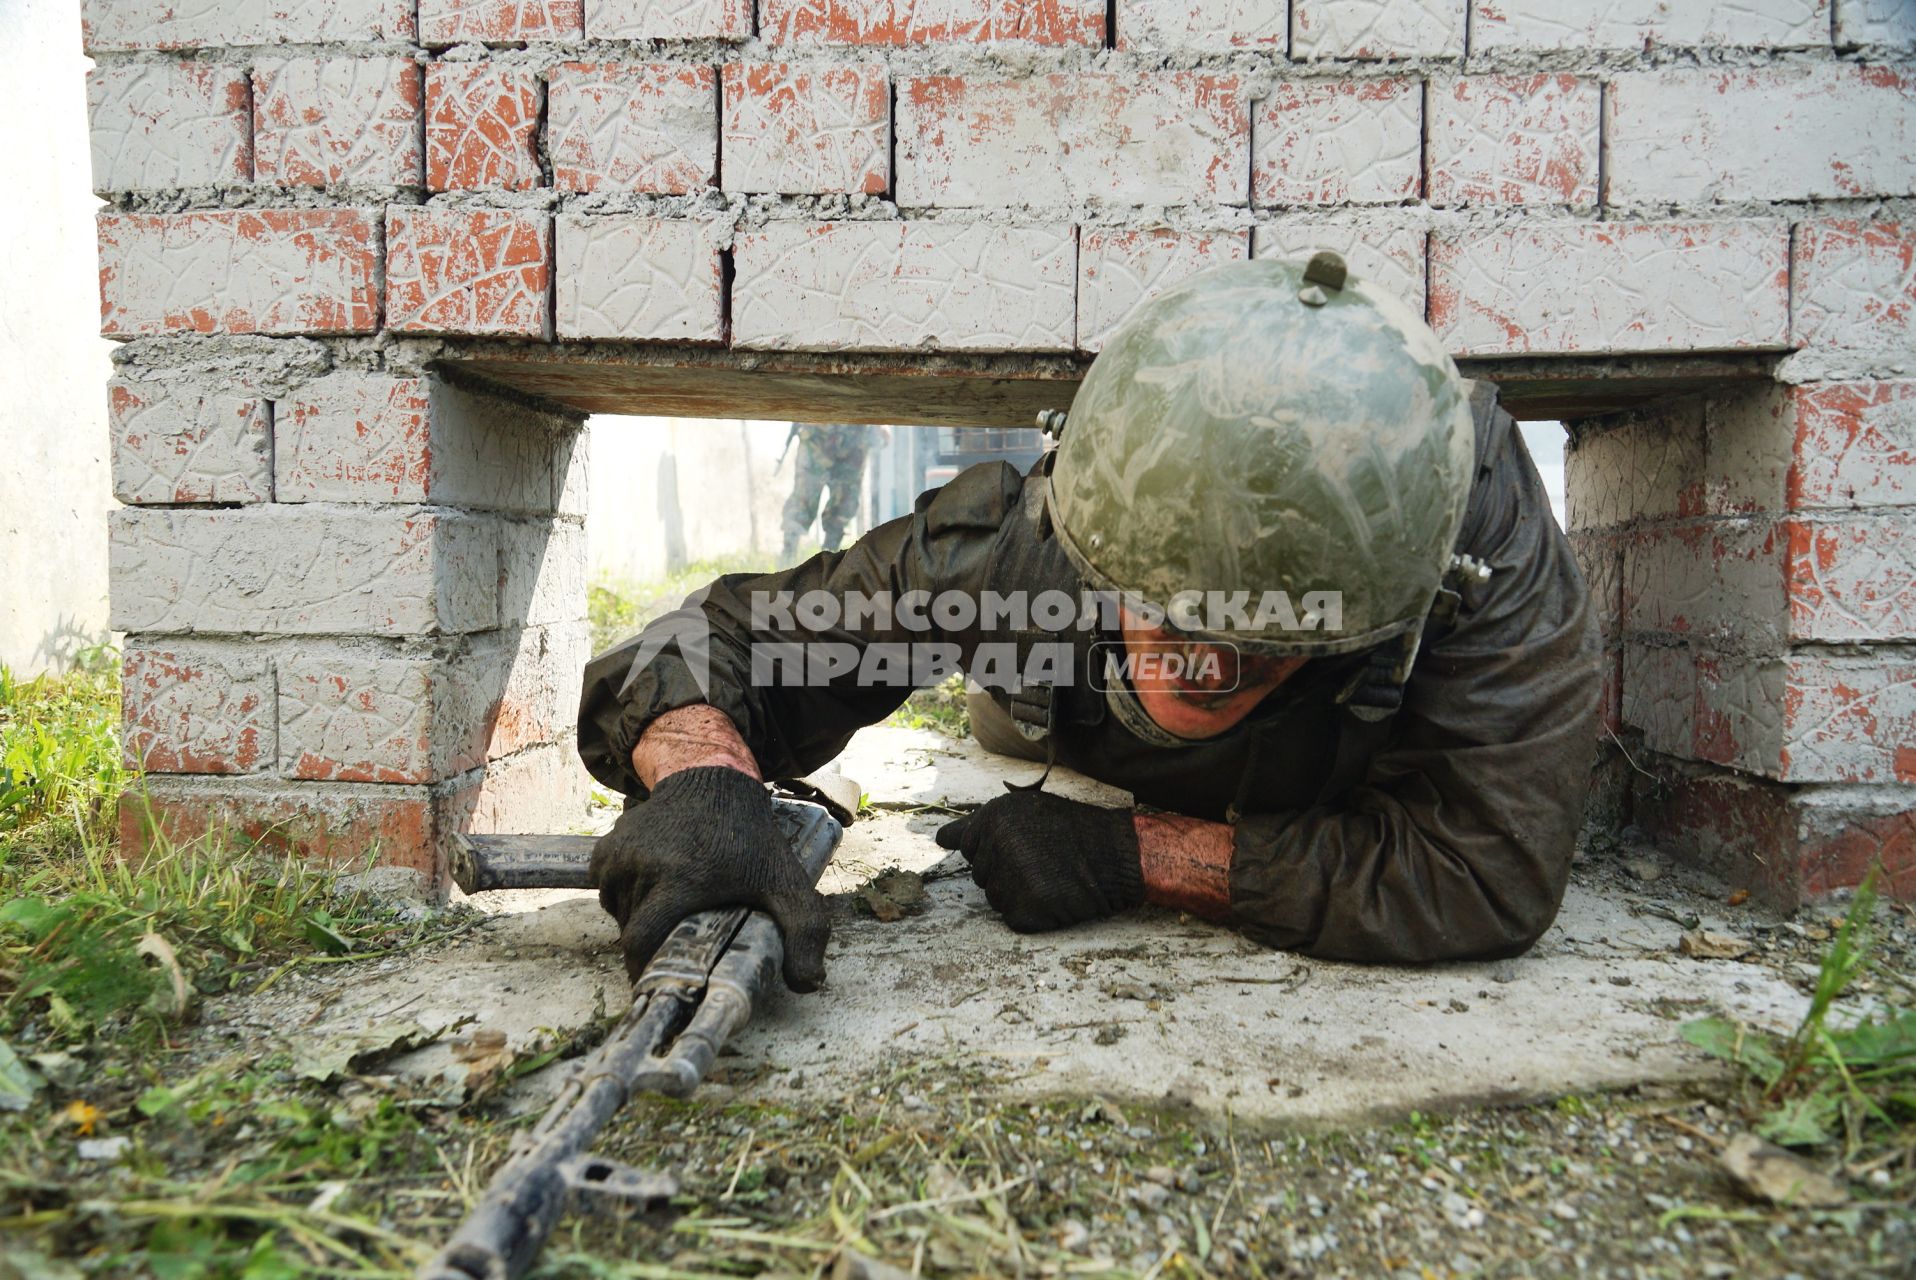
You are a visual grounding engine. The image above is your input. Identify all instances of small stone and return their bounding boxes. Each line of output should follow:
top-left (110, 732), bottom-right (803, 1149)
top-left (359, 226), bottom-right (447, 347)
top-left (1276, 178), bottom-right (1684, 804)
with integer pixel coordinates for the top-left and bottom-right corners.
top-left (77, 1136), bottom-right (131, 1162)
top-left (1680, 929), bottom-right (1753, 961)
top-left (1143, 1165), bottom-right (1176, 1188)
top-left (1627, 858), bottom-right (1664, 882)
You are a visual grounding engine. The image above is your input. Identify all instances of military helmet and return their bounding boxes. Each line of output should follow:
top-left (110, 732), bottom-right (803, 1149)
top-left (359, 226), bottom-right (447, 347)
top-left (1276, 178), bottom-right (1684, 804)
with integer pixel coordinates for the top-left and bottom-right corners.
top-left (1044, 253), bottom-right (1475, 656)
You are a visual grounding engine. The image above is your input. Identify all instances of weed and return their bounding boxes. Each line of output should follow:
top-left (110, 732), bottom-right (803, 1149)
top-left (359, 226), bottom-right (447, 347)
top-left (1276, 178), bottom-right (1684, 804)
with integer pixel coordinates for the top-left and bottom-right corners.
top-left (885, 673), bottom-right (971, 740)
top-left (1684, 869), bottom-right (1916, 1159)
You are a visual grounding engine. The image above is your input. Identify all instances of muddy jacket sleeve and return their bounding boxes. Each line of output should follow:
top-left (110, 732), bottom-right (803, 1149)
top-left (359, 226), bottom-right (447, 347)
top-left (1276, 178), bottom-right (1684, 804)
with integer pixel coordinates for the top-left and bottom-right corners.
top-left (578, 462), bottom-right (1025, 798)
top-left (1229, 401), bottom-right (1602, 963)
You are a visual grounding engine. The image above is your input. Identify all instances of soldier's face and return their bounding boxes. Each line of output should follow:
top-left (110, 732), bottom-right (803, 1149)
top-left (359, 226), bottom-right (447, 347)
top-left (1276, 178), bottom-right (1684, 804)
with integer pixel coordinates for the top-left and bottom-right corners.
top-left (1118, 611), bottom-right (1307, 740)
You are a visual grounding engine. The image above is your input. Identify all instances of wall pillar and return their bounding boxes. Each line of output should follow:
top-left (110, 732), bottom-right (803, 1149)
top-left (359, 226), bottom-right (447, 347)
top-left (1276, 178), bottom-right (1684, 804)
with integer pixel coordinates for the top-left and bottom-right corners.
top-left (1565, 217), bottom-right (1916, 904)
top-left (112, 360), bottom-right (591, 891)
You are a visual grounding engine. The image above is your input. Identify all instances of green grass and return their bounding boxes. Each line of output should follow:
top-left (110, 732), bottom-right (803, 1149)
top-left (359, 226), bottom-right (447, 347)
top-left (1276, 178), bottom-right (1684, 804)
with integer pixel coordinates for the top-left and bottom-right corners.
top-left (0, 657), bottom-right (481, 1275)
top-left (589, 554), bottom-right (786, 654)
top-left (1684, 870), bottom-right (1916, 1158)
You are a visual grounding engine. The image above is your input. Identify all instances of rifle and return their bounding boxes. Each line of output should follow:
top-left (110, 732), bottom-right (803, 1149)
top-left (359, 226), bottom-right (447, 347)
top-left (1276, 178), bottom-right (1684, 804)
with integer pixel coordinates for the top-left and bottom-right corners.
top-left (420, 798), bottom-right (842, 1280)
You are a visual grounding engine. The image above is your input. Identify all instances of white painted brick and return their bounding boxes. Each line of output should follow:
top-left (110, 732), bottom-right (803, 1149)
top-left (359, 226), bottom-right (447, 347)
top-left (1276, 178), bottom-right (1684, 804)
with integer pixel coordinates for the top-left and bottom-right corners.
top-left (253, 58), bottom-right (424, 187)
top-left (498, 518), bottom-right (589, 628)
top-left (87, 62), bottom-right (250, 192)
top-left (444, 742), bottom-right (595, 847)
top-left (276, 373), bottom-right (569, 510)
top-left (1621, 519), bottom-right (1786, 648)
top-left (97, 209), bottom-right (381, 337)
top-left (278, 623), bottom-right (588, 784)
top-left (1078, 229), bottom-right (1248, 352)
top-left (1115, 0), bottom-right (1287, 51)
top-left (1789, 381), bottom-right (1916, 510)
top-left (1608, 65), bottom-right (1916, 205)
top-left (758, 0), bottom-right (1105, 44)
top-left (1252, 79), bottom-right (1421, 207)
top-left (585, 0), bottom-right (749, 37)
top-left (1697, 652), bottom-right (1916, 783)
top-left (1561, 398), bottom-right (1708, 529)
top-left (1786, 514), bottom-right (1916, 642)
top-left (1776, 655), bottom-right (1916, 783)
top-left (554, 216), bottom-right (724, 342)
top-left (122, 643), bottom-right (273, 775)
top-left (1429, 222), bottom-right (1790, 357)
top-left (898, 73), bottom-right (1248, 207)
top-left (1837, 0), bottom-right (1916, 46)
top-left (721, 62), bottom-right (889, 196)
top-left (82, 0), bottom-right (416, 50)
top-left (279, 649), bottom-right (439, 783)
top-left (109, 379), bottom-right (271, 505)
top-left (557, 424), bottom-right (590, 519)
top-left (420, 0), bottom-right (584, 42)
top-left (1470, 0), bottom-right (1830, 51)
top-left (109, 507), bottom-right (498, 636)
top-left (548, 63), bottom-right (718, 194)
top-left (1429, 75), bottom-right (1599, 208)
top-left (1292, 0), bottom-right (1465, 59)
top-left (1793, 220), bottom-right (1916, 357)
top-left (733, 221), bottom-right (1077, 352)
top-left (1621, 641), bottom-right (1695, 758)
top-left (1253, 218), bottom-right (1426, 315)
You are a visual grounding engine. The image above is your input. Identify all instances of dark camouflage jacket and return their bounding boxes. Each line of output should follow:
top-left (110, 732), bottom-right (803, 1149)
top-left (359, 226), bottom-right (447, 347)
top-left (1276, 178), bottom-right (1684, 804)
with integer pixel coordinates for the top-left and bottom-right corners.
top-left (581, 387), bottom-right (1601, 964)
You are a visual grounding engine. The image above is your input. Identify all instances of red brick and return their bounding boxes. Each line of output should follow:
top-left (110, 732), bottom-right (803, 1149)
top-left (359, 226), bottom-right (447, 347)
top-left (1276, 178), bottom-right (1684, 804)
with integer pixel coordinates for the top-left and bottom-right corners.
top-left (547, 63), bottom-right (717, 194)
top-left (759, 0), bottom-right (1103, 44)
top-left (420, 0), bottom-right (583, 42)
top-left (1633, 762), bottom-right (1916, 908)
top-left (899, 73), bottom-right (1247, 206)
top-left (122, 645), bottom-right (272, 775)
top-left (721, 63), bottom-right (889, 195)
top-left (122, 779), bottom-right (448, 880)
top-left (427, 64), bottom-right (543, 192)
top-left (97, 209), bottom-right (380, 337)
top-left (1793, 219), bottom-right (1915, 354)
top-left (87, 62), bottom-right (251, 192)
top-left (1252, 78), bottom-right (1421, 207)
top-left (386, 207), bottom-right (552, 338)
top-left (1784, 514), bottom-right (1915, 642)
top-left (254, 58), bottom-right (423, 187)
top-left (1428, 74), bottom-right (1599, 208)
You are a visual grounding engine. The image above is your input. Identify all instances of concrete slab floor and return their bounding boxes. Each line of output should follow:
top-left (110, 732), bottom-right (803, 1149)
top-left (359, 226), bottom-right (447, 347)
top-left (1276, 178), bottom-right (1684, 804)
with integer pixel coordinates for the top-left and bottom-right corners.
top-left (230, 727), bottom-right (1813, 1127)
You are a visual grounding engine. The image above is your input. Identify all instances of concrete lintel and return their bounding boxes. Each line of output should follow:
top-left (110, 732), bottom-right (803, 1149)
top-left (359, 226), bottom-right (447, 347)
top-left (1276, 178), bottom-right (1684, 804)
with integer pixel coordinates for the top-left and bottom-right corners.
top-left (450, 343), bottom-right (1781, 428)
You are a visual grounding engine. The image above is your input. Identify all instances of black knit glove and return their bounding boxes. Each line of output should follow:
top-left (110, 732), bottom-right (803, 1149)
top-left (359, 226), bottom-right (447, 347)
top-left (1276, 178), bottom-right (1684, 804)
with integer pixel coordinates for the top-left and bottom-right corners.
top-left (935, 791), bottom-right (1144, 933)
top-left (589, 767), bottom-right (830, 992)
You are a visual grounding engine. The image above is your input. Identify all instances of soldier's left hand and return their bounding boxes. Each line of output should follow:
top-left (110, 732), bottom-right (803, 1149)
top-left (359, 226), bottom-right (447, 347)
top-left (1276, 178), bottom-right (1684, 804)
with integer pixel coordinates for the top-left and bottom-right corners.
top-left (934, 791), bottom-right (1144, 932)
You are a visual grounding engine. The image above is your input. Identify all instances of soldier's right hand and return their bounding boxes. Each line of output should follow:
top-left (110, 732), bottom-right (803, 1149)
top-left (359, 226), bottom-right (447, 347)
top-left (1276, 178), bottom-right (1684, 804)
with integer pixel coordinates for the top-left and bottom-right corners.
top-left (588, 766), bottom-right (831, 992)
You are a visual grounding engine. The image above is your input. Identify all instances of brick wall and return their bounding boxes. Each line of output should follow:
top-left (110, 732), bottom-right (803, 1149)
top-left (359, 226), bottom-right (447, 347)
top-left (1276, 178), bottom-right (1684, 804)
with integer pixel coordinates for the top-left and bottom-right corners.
top-left (83, 0), bottom-right (1915, 897)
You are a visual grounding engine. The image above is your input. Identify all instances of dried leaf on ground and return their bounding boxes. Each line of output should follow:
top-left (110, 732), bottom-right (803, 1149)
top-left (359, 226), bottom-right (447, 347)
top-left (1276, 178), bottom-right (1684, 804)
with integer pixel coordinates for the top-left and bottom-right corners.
top-left (293, 1020), bottom-right (438, 1083)
top-left (1720, 1132), bottom-right (1848, 1208)
top-left (137, 931), bottom-right (191, 1017)
top-left (855, 869), bottom-right (929, 923)
top-left (1680, 930), bottom-right (1752, 961)
top-left (448, 1029), bottom-right (516, 1100)
top-left (0, 1036), bottom-right (44, 1111)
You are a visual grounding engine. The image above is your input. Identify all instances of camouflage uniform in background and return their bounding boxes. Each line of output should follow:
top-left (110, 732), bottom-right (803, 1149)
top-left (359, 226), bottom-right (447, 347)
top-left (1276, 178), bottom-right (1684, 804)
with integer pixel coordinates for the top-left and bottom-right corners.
top-left (780, 424), bottom-right (874, 562)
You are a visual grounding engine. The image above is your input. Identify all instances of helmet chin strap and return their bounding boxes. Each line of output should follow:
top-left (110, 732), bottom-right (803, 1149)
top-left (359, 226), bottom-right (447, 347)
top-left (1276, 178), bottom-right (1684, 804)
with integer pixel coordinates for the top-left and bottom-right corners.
top-left (1103, 669), bottom-right (1209, 749)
